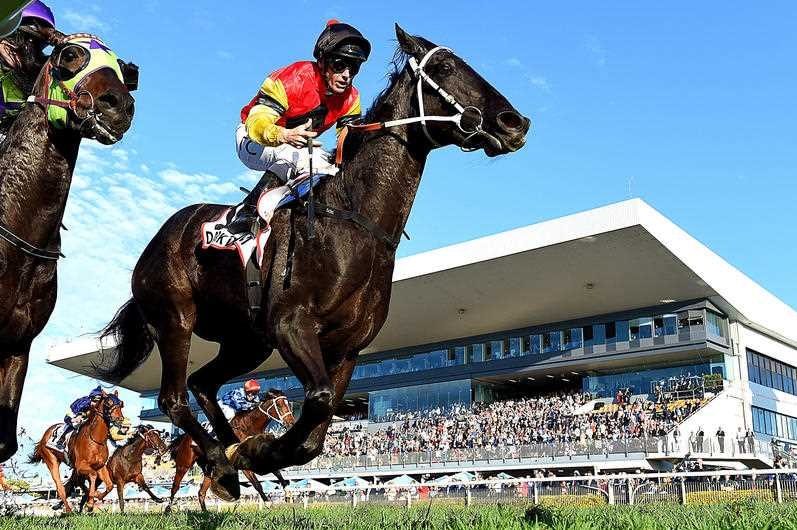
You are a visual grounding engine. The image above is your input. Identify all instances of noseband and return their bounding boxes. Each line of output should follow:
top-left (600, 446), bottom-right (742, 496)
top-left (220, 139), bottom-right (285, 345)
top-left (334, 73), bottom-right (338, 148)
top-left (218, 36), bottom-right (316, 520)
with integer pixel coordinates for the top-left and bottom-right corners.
top-left (259, 396), bottom-right (292, 426)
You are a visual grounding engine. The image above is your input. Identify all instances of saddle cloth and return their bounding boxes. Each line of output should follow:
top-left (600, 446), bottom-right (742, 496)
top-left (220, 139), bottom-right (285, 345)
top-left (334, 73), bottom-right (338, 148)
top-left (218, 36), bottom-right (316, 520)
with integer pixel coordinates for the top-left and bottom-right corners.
top-left (200, 171), bottom-right (332, 268)
top-left (45, 423), bottom-right (73, 465)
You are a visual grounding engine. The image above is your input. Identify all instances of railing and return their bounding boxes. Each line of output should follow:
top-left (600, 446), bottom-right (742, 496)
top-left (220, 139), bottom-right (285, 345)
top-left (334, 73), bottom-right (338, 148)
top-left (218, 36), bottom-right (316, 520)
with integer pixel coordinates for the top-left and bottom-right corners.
top-left (285, 434), bottom-right (773, 475)
top-left (12, 468), bottom-right (797, 515)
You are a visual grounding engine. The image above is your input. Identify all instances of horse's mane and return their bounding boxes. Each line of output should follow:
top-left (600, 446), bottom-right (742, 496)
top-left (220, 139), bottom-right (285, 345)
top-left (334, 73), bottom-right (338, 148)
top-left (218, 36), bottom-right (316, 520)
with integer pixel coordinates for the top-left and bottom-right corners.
top-left (263, 388), bottom-right (286, 400)
top-left (336, 45), bottom-right (411, 166)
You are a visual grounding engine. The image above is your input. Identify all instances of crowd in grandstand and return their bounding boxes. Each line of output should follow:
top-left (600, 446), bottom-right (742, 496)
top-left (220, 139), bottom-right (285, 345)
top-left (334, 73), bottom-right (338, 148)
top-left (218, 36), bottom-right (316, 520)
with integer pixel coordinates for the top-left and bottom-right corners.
top-left (322, 391), bottom-right (706, 458)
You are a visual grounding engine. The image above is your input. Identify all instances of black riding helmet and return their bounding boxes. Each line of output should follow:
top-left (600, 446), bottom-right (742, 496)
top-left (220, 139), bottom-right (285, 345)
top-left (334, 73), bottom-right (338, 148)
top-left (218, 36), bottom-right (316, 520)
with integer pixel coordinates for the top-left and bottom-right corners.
top-left (313, 19), bottom-right (371, 63)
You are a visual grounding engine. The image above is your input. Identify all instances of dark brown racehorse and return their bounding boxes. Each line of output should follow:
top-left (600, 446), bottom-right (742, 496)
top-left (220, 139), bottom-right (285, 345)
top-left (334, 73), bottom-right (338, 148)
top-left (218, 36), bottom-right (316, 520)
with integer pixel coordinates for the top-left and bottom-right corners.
top-left (166, 389), bottom-right (295, 511)
top-left (29, 393), bottom-right (126, 512)
top-left (100, 25), bottom-right (529, 500)
top-left (0, 29), bottom-right (136, 463)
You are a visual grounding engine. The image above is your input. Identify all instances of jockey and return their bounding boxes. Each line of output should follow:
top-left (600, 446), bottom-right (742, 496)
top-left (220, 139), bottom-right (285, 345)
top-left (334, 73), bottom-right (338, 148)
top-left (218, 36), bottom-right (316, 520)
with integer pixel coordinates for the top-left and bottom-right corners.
top-left (0, 1), bottom-right (55, 139)
top-left (234, 19), bottom-right (370, 200)
top-left (219, 379), bottom-right (261, 420)
top-left (56, 385), bottom-right (103, 448)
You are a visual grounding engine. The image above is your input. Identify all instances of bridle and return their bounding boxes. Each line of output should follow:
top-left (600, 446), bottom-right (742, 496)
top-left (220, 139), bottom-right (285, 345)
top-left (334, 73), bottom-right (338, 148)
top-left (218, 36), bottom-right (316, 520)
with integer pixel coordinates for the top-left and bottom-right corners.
top-left (138, 427), bottom-right (166, 457)
top-left (27, 33), bottom-right (121, 142)
top-left (335, 46), bottom-right (502, 165)
top-left (259, 395), bottom-right (293, 426)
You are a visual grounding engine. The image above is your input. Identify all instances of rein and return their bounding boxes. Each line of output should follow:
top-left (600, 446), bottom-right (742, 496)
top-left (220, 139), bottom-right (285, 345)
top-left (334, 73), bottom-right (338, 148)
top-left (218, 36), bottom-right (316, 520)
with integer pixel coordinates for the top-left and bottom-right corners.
top-left (309, 47), bottom-right (497, 250)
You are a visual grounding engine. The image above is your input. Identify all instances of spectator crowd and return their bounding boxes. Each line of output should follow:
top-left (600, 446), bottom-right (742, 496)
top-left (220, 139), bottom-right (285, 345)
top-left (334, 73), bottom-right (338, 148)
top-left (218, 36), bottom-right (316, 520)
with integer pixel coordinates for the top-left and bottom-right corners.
top-left (322, 391), bottom-right (707, 458)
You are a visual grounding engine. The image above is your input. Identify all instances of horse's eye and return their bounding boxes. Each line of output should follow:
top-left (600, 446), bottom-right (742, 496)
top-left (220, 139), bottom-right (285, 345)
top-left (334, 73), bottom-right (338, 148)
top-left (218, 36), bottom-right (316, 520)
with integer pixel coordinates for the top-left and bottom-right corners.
top-left (439, 63), bottom-right (453, 75)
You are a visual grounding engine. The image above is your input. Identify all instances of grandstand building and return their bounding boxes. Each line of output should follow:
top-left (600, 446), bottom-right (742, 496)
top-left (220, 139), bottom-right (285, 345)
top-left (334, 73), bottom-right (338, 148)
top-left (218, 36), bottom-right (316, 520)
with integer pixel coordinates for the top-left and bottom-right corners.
top-left (48, 199), bottom-right (797, 477)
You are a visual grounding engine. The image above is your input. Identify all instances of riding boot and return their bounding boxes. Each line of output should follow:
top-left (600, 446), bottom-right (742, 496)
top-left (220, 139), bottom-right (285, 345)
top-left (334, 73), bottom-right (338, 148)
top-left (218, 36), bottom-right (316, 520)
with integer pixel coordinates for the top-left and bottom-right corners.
top-left (226, 170), bottom-right (283, 234)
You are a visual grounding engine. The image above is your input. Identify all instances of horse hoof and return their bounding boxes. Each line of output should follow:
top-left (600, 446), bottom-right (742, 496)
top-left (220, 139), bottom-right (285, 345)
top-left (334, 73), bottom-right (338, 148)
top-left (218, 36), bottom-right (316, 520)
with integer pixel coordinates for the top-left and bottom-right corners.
top-left (209, 469), bottom-right (240, 502)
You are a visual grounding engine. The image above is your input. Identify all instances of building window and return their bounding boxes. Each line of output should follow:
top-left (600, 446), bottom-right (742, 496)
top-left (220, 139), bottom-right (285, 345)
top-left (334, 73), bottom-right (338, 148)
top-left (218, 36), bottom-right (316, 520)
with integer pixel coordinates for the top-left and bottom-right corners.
top-left (706, 311), bottom-right (727, 338)
top-left (530, 334), bottom-right (542, 354)
top-left (748, 349), bottom-right (797, 396)
top-left (543, 331), bottom-right (561, 353)
top-left (563, 328), bottom-right (583, 350)
top-left (629, 317), bottom-right (653, 341)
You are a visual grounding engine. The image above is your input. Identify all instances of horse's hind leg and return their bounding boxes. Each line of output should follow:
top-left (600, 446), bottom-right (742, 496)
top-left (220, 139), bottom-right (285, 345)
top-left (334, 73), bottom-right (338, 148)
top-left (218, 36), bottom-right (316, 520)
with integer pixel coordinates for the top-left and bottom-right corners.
top-left (0, 346), bottom-right (30, 462)
top-left (198, 476), bottom-right (211, 512)
top-left (134, 473), bottom-right (162, 503)
top-left (42, 453), bottom-right (72, 513)
top-left (155, 319), bottom-right (240, 501)
top-left (187, 337), bottom-right (270, 447)
top-left (165, 462), bottom-right (189, 513)
top-left (244, 470), bottom-right (269, 502)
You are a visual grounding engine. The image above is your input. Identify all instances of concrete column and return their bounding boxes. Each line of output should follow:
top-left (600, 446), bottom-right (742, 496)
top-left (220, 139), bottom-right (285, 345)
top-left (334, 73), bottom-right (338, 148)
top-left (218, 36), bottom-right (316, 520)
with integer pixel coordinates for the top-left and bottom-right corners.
top-left (607, 483), bottom-right (615, 505)
top-left (679, 481), bottom-right (687, 505)
top-left (465, 488), bottom-right (472, 507)
top-left (776, 475), bottom-right (783, 504)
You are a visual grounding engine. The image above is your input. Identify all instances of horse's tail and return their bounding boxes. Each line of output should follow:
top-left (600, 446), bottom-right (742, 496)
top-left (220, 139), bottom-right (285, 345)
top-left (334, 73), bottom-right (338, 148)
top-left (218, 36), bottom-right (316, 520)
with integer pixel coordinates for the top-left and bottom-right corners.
top-left (27, 443), bottom-right (42, 465)
top-left (97, 298), bottom-right (155, 382)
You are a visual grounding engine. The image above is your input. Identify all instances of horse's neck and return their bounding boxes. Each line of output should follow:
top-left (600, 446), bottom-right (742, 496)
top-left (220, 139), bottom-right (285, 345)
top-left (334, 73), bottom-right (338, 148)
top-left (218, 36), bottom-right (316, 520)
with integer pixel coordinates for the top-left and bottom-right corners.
top-left (336, 70), bottom-right (430, 244)
top-left (85, 412), bottom-right (109, 443)
top-left (0, 103), bottom-right (80, 245)
top-left (236, 407), bottom-right (268, 435)
top-left (126, 436), bottom-right (147, 458)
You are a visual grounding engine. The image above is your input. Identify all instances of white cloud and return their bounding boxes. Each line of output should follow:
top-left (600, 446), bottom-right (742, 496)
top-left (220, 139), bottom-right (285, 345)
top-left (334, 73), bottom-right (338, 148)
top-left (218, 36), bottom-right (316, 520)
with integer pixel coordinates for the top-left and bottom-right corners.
top-left (528, 75), bottom-right (551, 93)
top-left (62, 10), bottom-right (110, 33)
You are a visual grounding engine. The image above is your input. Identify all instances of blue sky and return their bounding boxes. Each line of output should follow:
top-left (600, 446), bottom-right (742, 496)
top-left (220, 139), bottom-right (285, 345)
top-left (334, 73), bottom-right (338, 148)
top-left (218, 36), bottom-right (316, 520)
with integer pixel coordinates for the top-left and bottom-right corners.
top-left (11, 0), bottom-right (797, 474)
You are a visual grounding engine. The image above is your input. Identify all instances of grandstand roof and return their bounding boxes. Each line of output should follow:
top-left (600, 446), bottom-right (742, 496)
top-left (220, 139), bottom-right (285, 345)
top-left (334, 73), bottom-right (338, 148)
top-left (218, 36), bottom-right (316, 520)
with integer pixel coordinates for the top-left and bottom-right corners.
top-left (48, 198), bottom-right (797, 392)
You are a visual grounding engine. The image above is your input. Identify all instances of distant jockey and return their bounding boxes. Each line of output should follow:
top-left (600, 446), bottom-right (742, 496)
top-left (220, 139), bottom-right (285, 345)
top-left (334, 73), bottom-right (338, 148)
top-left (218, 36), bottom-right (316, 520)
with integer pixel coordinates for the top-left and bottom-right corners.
top-left (0, 1), bottom-right (55, 139)
top-left (230, 20), bottom-right (370, 229)
top-left (56, 385), bottom-right (103, 449)
top-left (219, 379), bottom-right (261, 420)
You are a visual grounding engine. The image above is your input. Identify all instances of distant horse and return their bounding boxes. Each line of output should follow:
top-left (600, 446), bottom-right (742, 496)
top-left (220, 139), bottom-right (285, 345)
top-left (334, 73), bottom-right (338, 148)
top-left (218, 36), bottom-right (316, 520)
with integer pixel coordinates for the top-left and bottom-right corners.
top-left (166, 389), bottom-right (295, 511)
top-left (28, 393), bottom-right (126, 512)
top-left (61, 424), bottom-right (168, 513)
top-left (100, 24), bottom-right (528, 500)
top-left (0, 29), bottom-right (137, 463)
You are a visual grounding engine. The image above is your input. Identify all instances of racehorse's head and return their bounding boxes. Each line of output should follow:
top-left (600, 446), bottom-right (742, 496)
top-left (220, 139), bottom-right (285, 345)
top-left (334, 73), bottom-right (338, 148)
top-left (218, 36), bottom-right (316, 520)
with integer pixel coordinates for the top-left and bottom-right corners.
top-left (138, 425), bottom-right (168, 456)
top-left (30, 29), bottom-right (137, 145)
top-left (395, 24), bottom-right (529, 157)
top-left (101, 392), bottom-right (126, 428)
top-left (263, 389), bottom-right (295, 428)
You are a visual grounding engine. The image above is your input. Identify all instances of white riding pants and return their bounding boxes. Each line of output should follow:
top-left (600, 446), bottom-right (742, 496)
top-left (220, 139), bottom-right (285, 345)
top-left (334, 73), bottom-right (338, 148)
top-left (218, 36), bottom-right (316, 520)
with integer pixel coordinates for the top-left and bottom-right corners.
top-left (235, 123), bottom-right (337, 181)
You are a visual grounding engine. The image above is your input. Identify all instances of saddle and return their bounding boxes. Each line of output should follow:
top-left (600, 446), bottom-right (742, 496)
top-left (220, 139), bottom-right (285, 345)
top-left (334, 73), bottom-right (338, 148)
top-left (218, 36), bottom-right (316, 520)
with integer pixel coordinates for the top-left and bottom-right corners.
top-left (46, 424), bottom-right (75, 465)
top-left (200, 170), bottom-right (332, 269)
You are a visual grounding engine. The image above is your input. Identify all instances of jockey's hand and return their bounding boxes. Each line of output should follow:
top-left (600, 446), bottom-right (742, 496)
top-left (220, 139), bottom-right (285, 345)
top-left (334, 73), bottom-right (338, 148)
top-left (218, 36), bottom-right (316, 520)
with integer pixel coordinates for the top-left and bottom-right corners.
top-left (279, 119), bottom-right (322, 149)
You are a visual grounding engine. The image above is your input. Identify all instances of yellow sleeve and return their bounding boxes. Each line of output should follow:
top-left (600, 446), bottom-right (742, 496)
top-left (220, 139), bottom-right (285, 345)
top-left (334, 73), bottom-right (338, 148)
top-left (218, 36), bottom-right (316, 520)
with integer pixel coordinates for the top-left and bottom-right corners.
top-left (336, 94), bottom-right (361, 136)
top-left (245, 77), bottom-right (289, 147)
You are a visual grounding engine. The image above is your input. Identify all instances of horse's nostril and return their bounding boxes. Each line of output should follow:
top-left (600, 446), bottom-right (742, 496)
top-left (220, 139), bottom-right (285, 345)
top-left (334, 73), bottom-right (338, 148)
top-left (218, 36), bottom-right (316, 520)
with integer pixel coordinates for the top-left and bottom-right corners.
top-left (497, 111), bottom-right (524, 132)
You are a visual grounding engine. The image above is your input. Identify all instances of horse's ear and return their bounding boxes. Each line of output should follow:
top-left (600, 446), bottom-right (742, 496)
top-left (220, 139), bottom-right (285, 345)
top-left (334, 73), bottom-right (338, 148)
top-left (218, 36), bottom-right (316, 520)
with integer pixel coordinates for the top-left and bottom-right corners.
top-left (395, 23), bottom-right (426, 57)
top-left (38, 27), bottom-right (67, 47)
top-left (114, 390), bottom-right (119, 396)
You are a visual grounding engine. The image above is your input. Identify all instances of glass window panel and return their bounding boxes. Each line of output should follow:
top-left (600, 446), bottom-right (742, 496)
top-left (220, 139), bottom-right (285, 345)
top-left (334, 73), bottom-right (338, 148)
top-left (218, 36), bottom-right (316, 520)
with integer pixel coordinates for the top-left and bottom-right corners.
top-left (592, 324), bottom-right (606, 345)
top-left (563, 327), bottom-right (582, 350)
top-left (471, 343), bottom-right (485, 363)
top-left (530, 334), bottom-right (542, 354)
top-left (543, 331), bottom-right (561, 353)
top-left (508, 337), bottom-right (523, 357)
top-left (615, 321), bottom-right (629, 342)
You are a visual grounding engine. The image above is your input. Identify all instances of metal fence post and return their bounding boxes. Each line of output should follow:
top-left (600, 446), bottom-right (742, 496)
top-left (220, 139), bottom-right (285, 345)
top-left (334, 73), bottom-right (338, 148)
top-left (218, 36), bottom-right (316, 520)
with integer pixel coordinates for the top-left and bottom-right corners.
top-left (533, 482), bottom-right (539, 504)
top-left (465, 488), bottom-right (472, 507)
top-left (627, 479), bottom-right (634, 506)
top-left (303, 495), bottom-right (309, 510)
top-left (405, 490), bottom-right (412, 509)
top-left (607, 483), bottom-right (615, 505)
top-left (679, 480), bottom-right (687, 505)
top-left (352, 492), bottom-right (358, 508)
top-left (776, 476), bottom-right (783, 504)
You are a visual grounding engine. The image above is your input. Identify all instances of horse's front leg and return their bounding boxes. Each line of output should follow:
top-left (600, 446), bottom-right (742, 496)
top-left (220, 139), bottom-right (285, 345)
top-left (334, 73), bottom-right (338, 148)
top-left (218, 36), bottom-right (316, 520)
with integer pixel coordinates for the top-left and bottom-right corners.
top-left (155, 317), bottom-right (240, 501)
top-left (84, 472), bottom-right (98, 512)
top-left (231, 345), bottom-right (356, 475)
top-left (187, 337), bottom-right (269, 447)
top-left (0, 346), bottom-right (30, 462)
